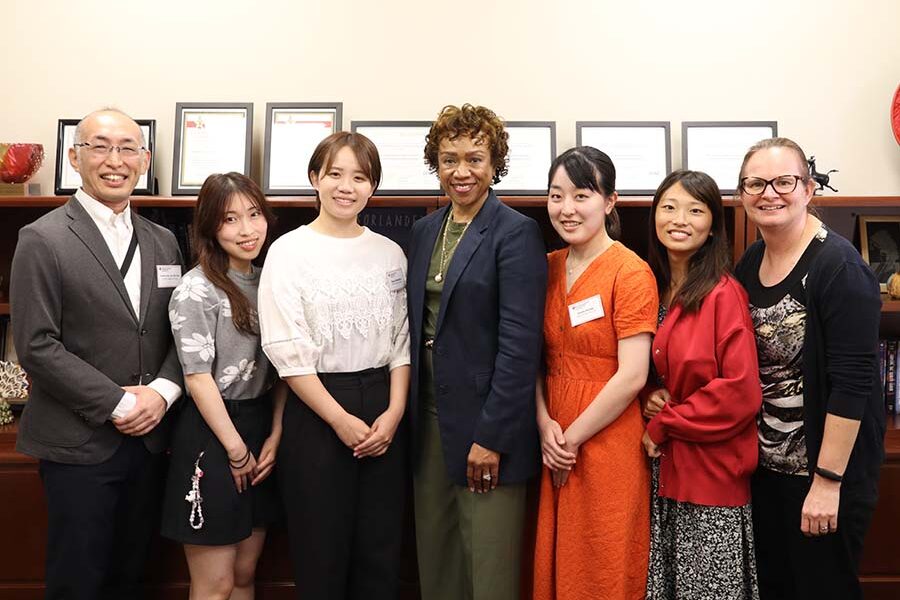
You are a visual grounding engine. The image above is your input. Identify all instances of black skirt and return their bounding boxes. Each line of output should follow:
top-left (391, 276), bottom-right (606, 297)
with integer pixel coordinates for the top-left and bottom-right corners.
top-left (160, 393), bottom-right (280, 546)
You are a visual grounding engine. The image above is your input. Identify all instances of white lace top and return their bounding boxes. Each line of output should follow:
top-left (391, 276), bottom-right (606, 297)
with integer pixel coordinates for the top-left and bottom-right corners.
top-left (258, 225), bottom-right (411, 376)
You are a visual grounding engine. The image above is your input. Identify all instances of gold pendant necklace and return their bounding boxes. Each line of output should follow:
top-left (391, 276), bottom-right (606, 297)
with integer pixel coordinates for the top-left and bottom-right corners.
top-left (435, 211), bottom-right (470, 283)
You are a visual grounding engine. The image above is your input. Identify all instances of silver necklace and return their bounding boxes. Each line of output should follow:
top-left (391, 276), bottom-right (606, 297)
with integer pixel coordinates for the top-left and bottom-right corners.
top-left (435, 211), bottom-right (471, 283)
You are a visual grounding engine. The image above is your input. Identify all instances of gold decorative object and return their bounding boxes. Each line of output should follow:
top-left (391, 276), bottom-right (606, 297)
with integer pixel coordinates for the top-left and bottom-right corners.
top-left (887, 272), bottom-right (900, 300)
top-left (0, 360), bottom-right (28, 401)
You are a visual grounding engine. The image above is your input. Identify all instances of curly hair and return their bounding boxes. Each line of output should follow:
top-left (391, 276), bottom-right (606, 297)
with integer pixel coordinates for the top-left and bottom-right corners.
top-left (423, 104), bottom-right (509, 184)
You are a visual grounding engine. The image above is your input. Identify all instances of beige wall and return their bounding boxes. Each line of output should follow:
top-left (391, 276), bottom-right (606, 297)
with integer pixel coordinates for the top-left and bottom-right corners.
top-left (3, 0), bottom-right (900, 195)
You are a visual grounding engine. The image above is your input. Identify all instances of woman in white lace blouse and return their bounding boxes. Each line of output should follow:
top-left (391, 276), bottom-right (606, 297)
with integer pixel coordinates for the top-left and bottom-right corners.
top-left (258, 132), bottom-right (411, 600)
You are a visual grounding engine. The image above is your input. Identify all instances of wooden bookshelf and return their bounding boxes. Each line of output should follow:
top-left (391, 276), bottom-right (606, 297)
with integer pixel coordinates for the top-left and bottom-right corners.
top-left (1, 194), bottom-right (900, 597)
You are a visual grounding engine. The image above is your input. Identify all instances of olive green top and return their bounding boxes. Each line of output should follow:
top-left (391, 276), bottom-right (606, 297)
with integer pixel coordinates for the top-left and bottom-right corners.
top-left (421, 215), bottom-right (470, 414)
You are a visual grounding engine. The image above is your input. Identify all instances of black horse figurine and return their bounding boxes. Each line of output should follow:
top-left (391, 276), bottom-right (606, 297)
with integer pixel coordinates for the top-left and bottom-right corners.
top-left (808, 155), bottom-right (838, 193)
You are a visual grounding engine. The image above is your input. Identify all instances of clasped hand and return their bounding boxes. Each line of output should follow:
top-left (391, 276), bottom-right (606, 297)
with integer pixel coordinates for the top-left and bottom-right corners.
top-left (113, 385), bottom-right (166, 436)
top-left (332, 409), bottom-right (402, 459)
top-left (539, 418), bottom-right (578, 488)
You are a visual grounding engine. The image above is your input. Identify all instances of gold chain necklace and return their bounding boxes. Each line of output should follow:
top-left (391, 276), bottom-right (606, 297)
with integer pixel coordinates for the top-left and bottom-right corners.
top-left (435, 211), bottom-right (471, 283)
top-left (566, 250), bottom-right (598, 275)
top-left (566, 240), bottom-right (613, 276)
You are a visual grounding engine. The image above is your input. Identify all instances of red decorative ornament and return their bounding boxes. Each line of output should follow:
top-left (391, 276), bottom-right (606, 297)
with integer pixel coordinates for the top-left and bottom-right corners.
top-left (0, 143), bottom-right (45, 184)
top-left (892, 83), bottom-right (900, 146)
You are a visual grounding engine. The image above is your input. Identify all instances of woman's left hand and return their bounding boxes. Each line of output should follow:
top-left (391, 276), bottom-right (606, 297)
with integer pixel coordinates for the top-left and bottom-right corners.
top-left (467, 443), bottom-right (500, 493)
top-left (642, 429), bottom-right (661, 458)
top-left (353, 409), bottom-right (401, 458)
top-left (251, 432), bottom-right (281, 485)
top-left (801, 476), bottom-right (841, 536)
top-left (551, 436), bottom-right (581, 488)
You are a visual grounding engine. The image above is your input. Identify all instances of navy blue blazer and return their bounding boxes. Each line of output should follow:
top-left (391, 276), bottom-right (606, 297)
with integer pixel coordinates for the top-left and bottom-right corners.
top-left (407, 191), bottom-right (547, 486)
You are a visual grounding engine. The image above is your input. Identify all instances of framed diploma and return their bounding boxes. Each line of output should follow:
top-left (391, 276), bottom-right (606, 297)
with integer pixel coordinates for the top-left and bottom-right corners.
top-left (682, 121), bottom-right (777, 194)
top-left (576, 121), bottom-right (671, 195)
top-left (172, 103), bottom-right (253, 195)
top-left (492, 121), bottom-right (556, 195)
top-left (55, 118), bottom-right (156, 196)
top-left (263, 102), bottom-right (342, 195)
top-left (350, 121), bottom-right (439, 195)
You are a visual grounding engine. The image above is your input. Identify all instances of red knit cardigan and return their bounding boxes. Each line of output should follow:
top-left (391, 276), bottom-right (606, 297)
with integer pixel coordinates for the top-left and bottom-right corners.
top-left (644, 275), bottom-right (762, 507)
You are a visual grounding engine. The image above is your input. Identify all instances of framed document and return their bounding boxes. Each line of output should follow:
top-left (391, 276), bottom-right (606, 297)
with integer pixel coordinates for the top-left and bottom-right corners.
top-left (493, 121), bottom-right (556, 195)
top-left (55, 118), bottom-right (156, 196)
top-left (576, 121), bottom-right (671, 195)
top-left (263, 102), bottom-right (342, 195)
top-left (858, 215), bottom-right (900, 291)
top-left (682, 121), bottom-right (777, 194)
top-left (172, 103), bottom-right (253, 195)
top-left (350, 121), bottom-right (439, 195)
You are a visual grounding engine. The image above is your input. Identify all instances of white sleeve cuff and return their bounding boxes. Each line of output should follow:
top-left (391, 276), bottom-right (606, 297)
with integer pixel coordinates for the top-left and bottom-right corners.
top-left (111, 391), bottom-right (137, 420)
top-left (148, 378), bottom-right (183, 411)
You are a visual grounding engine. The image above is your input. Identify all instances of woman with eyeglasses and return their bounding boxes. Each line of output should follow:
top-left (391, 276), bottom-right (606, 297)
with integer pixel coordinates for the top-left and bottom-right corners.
top-left (734, 137), bottom-right (885, 600)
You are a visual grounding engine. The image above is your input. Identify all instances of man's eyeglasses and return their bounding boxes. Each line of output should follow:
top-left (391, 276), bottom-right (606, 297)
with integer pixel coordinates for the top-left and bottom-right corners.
top-left (74, 142), bottom-right (146, 159)
top-left (739, 175), bottom-right (806, 196)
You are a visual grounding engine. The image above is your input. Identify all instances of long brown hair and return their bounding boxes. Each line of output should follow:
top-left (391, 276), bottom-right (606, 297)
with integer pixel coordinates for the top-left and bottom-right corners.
top-left (192, 172), bottom-right (276, 335)
top-left (647, 170), bottom-right (730, 312)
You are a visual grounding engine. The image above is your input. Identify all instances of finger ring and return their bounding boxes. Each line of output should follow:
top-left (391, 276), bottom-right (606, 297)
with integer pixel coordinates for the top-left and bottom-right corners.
top-left (482, 473), bottom-right (492, 481)
top-left (820, 525), bottom-right (829, 533)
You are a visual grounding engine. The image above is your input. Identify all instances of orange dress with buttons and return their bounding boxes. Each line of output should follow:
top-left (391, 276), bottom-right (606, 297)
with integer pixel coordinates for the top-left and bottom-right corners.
top-left (533, 242), bottom-right (658, 600)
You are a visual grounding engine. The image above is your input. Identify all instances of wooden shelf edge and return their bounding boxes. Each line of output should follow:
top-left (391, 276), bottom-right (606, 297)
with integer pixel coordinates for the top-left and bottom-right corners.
top-left (0, 194), bottom-right (800, 209)
top-left (881, 299), bottom-right (900, 313)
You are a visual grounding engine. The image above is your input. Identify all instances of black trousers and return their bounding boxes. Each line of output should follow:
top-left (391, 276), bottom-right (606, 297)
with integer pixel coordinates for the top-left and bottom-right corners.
top-left (278, 367), bottom-right (408, 600)
top-left (752, 468), bottom-right (878, 600)
top-left (39, 436), bottom-right (165, 600)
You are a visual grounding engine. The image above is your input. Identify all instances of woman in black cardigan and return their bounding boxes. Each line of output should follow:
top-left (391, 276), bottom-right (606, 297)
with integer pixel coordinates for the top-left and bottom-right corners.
top-left (734, 137), bottom-right (885, 600)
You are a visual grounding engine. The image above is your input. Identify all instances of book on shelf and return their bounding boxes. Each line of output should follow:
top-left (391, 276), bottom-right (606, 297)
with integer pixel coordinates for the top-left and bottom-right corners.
top-left (879, 338), bottom-right (900, 415)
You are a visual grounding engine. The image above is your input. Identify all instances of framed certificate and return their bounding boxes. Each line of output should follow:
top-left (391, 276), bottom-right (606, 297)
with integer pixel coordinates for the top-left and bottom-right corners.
top-left (172, 103), bottom-right (253, 195)
top-left (55, 118), bottom-right (156, 196)
top-left (493, 121), bottom-right (556, 195)
top-left (350, 121), bottom-right (439, 195)
top-left (682, 121), bottom-right (777, 194)
top-left (576, 121), bottom-right (671, 195)
top-left (263, 102), bottom-right (342, 195)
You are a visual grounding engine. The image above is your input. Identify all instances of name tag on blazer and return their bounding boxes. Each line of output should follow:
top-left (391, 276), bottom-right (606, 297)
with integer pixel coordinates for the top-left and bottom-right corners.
top-left (568, 295), bottom-right (605, 327)
top-left (156, 265), bottom-right (182, 288)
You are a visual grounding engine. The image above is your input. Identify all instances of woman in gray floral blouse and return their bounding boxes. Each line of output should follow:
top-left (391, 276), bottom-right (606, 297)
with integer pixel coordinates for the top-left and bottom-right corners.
top-left (160, 172), bottom-right (287, 600)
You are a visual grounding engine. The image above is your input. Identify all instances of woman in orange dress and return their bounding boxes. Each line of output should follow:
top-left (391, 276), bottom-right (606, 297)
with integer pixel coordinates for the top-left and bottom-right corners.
top-left (534, 146), bottom-right (658, 600)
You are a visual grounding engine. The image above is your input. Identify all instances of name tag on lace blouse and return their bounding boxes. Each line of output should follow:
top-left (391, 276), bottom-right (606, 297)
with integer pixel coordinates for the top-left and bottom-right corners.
top-left (387, 268), bottom-right (405, 291)
top-left (568, 295), bottom-right (605, 327)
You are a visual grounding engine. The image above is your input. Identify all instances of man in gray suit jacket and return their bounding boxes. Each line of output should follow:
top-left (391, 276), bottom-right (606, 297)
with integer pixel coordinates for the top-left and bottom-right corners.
top-left (10, 108), bottom-right (183, 600)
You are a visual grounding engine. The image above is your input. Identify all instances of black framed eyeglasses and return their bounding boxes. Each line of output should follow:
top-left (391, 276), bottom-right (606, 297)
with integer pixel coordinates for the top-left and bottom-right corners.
top-left (74, 142), bottom-right (146, 159)
top-left (739, 175), bottom-right (806, 196)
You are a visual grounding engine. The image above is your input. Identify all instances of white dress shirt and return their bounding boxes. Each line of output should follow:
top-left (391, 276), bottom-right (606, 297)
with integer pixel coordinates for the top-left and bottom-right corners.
top-left (75, 189), bottom-right (181, 418)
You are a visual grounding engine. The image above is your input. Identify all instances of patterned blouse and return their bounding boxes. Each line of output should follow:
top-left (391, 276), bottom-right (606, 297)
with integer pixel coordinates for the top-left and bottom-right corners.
top-left (169, 265), bottom-right (275, 401)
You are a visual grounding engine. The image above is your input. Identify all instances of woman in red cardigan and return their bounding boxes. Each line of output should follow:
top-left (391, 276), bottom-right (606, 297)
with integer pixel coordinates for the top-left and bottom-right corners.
top-left (642, 170), bottom-right (763, 600)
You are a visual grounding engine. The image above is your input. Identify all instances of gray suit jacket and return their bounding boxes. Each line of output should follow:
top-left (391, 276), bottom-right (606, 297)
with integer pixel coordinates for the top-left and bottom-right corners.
top-left (11, 197), bottom-right (183, 464)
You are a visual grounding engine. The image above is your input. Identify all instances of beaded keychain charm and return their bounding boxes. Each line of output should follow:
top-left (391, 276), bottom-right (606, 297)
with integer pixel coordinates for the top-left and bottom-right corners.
top-left (185, 451), bottom-right (205, 530)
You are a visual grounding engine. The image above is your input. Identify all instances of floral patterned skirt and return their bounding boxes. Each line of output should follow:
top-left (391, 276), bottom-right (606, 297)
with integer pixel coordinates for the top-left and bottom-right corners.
top-left (646, 459), bottom-right (760, 600)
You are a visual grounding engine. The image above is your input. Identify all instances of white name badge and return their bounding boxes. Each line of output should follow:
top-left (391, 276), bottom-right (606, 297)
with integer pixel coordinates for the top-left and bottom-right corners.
top-left (568, 294), bottom-right (605, 327)
top-left (156, 265), bottom-right (183, 288)
top-left (386, 268), bottom-right (405, 291)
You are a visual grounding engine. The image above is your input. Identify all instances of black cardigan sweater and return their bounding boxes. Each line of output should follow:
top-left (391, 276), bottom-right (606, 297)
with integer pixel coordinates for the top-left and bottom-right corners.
top-left (736, 227), bottom-right (885, 489)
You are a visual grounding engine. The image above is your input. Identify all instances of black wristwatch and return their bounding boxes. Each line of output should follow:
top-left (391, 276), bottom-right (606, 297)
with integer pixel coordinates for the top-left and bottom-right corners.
top-left (814, 466), bottom-right (844, 483)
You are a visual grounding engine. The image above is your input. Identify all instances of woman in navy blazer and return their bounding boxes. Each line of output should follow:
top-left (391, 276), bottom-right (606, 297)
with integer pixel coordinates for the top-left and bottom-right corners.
top-left (407, 104), bottom-right (547, 600)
